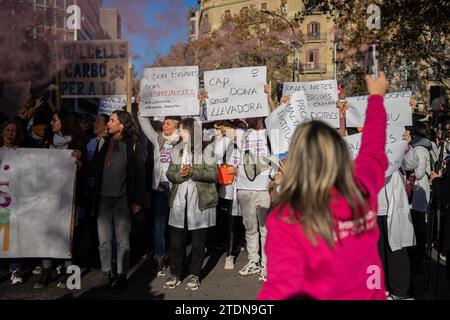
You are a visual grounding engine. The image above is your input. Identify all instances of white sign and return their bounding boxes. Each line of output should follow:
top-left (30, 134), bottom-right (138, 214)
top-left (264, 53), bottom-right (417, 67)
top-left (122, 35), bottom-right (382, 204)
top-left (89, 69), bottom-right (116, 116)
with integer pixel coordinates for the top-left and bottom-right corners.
top-left (98, 95), bottom-right (126, 115)
top-left (344, 126), bottom-right (408, 177)
top-left (282, 80), bottom-right (339, 127)
top-left (140, 66), bottom-right (200, 117)
top-left (265, 91), bottom-right (308, 155)
top-left (204, 66), bottom-right (269, 121)
top-left (0, 149), bottom-right (76, 258)
top-left (346, 91), bottom-right (412, 127)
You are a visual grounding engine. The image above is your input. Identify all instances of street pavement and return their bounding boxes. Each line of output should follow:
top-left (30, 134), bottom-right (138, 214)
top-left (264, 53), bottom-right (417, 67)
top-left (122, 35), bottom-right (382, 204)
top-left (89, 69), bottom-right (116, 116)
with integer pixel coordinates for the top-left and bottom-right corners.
top-left (0, 249), bottom-right (263, 300)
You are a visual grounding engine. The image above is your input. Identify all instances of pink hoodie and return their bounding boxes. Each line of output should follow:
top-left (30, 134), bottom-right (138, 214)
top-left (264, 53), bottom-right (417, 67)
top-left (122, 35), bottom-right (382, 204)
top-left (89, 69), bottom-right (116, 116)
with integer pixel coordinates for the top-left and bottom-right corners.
top-left (258, 95), bottom-right (388, 300)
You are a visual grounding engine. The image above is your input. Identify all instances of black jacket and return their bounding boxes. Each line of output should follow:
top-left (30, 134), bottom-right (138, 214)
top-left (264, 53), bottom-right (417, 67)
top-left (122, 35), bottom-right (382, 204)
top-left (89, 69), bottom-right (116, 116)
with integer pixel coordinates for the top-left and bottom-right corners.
top-left (90, 135), bottom-right (145, 217)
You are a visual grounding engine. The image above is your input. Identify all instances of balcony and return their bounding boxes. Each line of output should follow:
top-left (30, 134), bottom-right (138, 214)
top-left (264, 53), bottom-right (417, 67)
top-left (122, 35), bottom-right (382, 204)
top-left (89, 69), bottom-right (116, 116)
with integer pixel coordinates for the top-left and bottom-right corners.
top-left (307, 32), bottom-right (327, 42)
top-left (300, 63), bottom-right (327, 74)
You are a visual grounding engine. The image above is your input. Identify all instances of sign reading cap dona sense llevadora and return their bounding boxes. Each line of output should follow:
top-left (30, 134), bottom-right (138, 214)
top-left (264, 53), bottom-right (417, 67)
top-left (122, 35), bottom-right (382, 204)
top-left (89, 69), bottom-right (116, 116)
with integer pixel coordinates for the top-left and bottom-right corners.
top-left (140, 66), bottom-right (200, 117)
top-left (204, 66), bottom-right (269, 121)
top-left (59, 40), bottom-right (129, 98)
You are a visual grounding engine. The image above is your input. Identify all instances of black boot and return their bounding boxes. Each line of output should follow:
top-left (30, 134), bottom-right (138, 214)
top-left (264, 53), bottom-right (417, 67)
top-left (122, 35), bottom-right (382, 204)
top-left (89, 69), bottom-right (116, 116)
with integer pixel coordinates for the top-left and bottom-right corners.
top-left (33, 268), bottom-right (52, 289)
top-left (111, 274), bottom-right (127, 293)
top-left (98, 271), bottom-right (113, 290)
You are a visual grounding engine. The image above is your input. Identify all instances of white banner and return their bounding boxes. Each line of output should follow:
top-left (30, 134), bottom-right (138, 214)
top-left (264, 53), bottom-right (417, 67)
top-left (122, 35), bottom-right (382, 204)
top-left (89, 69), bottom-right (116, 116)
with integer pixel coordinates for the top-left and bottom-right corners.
top-left (98, 95), bottom-right (126, 115)
top-left (282, 80), bottom-right (339, 127)
top-left (343, 126), bottom-right (408, 177)
top-left (346, 91), bottom-right (412, 127)
top-left (265, 91), bottom-right (308, 155)
top-left (204, 66), bottom-right (269, 121)
top-left (140, 66), bottom-right (200, 117)
top-left (0, 149), bottom-right (76, 258)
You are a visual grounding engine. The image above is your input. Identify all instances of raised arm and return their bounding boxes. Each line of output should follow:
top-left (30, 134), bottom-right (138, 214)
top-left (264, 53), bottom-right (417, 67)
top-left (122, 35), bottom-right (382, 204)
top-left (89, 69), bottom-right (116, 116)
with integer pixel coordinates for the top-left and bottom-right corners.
top-left (137, 107), bottom-right (159, 147)
top-left (354, 72), bottom-right (389, 196)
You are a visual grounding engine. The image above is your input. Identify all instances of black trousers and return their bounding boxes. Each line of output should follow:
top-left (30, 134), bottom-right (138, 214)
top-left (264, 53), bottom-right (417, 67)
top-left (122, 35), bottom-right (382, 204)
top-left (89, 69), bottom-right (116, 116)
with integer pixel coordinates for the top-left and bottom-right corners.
top-left (168, 206), bottom-right (208, 278)
top-left (377, 216), bottom-right (411, 296)
top-left (215, 197), bottom-right (242, 256)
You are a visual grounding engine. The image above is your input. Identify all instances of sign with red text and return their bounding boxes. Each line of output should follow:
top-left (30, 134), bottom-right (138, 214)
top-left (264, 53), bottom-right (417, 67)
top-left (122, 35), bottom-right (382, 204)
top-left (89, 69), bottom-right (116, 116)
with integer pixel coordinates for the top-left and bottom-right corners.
top-left (140, 66), bottom-right (200, 117)
top-left (0, 149), bottom-right (75, 258)
top-left (204, 66), bottom-right (269, 121)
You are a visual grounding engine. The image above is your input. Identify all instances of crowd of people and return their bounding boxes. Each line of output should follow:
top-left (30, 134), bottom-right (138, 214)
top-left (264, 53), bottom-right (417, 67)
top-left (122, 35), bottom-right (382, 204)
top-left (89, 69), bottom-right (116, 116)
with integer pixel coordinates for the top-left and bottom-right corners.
top-left (0, 72), bottom-right (449, 300)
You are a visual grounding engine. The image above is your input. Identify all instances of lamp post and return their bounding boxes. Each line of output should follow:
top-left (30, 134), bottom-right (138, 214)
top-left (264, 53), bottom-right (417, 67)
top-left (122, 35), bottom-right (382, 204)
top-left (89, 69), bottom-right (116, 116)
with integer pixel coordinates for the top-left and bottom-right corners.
top-left (260, 9), bottom-right (300, 81)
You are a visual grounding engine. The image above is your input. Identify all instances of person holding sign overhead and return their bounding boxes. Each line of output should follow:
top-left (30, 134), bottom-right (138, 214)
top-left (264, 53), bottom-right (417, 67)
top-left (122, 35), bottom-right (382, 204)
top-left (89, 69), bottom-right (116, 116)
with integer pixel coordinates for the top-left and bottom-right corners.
top-left (259, 72), bottom-right (390, 300)
top-left (138, 112), bottom-right (181, 278)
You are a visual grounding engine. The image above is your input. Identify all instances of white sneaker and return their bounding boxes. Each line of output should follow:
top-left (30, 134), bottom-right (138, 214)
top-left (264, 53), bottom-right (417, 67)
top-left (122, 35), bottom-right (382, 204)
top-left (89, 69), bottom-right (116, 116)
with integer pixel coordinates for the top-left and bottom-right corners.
top-left (163, 275), bottom-right (181, 290)
top-left (258, 267), bottom-right (267, 282)
top-left (185, 275), bottom-right (200, 291)
top-left (238, 260), bottom-right (261, 276)
top-left (439, 254), bottom-right (447, 262)
top-left (10, 270), bottom-right (23, 285)
top-left (224, 256), bottom-right (235, 270)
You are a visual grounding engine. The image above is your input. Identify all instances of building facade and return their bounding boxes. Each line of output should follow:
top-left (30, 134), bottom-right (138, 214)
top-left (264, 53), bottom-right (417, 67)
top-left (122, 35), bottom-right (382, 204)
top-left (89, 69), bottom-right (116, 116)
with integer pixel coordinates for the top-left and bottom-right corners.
top-left (193, 0), bottom-right (336, 81)
top-left (100, 8), bottom-right (121, 40)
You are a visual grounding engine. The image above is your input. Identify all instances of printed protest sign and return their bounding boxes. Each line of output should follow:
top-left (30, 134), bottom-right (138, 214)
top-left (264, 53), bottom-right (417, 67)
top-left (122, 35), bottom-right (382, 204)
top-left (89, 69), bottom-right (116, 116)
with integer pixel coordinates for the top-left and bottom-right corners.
top-left (204, 67), bottom-right (269, 121)
top-left (346, 91), bottom-right (412, 127)
top-left (282, 80), bottom-right (339, 127)
top-left (343, 126), bottom-right (407, 177)
top-left (265, 91), bottom-right (308, 156)
top-left (98, 95), bottom-right (126, 115)
top-left (140, 66), bottom-right (200, 117)
top-left (0, 149), bottom-right (76, 258)
top-left (59, 40), bottom-right (129, 98)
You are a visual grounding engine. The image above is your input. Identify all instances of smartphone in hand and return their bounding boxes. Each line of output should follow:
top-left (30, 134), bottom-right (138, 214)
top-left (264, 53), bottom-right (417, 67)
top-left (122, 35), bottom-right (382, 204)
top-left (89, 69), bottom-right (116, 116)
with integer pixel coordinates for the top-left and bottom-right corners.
top-left (366, 44), bottom-right (379, 79)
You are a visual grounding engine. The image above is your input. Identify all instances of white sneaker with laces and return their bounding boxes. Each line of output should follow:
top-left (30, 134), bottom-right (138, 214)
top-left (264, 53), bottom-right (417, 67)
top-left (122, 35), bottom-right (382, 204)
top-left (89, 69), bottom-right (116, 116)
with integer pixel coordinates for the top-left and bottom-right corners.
top-left (32, 266), bottom-right (42, 275)
top-left (10, 270), bottom-right (23, 285)
top-left (224, 256), bottom-right (235, 270)
top-left (258, 267), bottom-right (267, 282)
top-left (238, 260), bottom-right (261, 276)
top-left (185, 275), bottom-right (200, 291)
top-left (163, 275), bottom-right (181, 289)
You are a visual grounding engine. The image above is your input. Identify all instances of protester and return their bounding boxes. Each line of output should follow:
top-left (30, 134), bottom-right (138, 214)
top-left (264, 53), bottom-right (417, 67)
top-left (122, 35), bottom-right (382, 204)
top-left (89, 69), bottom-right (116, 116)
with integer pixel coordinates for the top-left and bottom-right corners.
top-left (0, 120), bottom-right (24, 285)
top-left (163, 118), bottom-right (217, 291)
top-left (259, 72), bottom-right (389, 300)
top-left (33, 111), bottom-right (85, 289)
top-left (90, 110), bottom-right (145, 293)
top-left (377, 130), bottom-right (418, 300)
top-left (138, 113), bottom-right (181, 277)
top-left (213, 120), bottom-right (242, 270)
top-left (408, 121), bottom-right (432, 267)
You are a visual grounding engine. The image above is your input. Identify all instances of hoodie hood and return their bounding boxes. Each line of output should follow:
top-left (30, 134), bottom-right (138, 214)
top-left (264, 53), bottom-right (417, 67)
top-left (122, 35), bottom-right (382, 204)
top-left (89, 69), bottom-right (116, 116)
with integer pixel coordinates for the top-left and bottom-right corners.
top-left (411, 136), bottom-right (432, 150)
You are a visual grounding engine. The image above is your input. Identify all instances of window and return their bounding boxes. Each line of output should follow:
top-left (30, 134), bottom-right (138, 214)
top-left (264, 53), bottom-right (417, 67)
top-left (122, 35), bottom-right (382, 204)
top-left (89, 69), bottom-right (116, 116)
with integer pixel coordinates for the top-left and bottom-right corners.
top-left (307, 49), bottom-right (319, 66)
top-left (54, 0), bottom-right (65, 8)
top-left (56, 14), bottom-right (65, 28)
top-left (36, 0), bottom-right (46, 6)
top-left (309, 22), bottom-right (320, 35)
top-left (261, 3), bottom-right (268, 10)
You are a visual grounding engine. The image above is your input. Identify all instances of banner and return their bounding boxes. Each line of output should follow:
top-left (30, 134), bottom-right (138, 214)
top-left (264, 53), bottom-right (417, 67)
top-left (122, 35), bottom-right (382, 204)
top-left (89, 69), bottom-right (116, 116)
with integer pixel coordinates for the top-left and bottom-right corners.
top-left (140, 66), bottom-right (200, 117)
top-left (346, 91), bottom-right (413, 127)
top-left (282, 80), bottom-right (339, 127)
top-left (98, 95), bottom-right (126, 115)
top-left (204, 66), bottom-right (269, 121)
top-left (59, 40), bottom-right (129, 98)
top-left (0, 149), bottom-right (76, 258)
top-left (265, 91), bottom-right (308, 156)
top-left (343, 126), bottom-right (408, 177)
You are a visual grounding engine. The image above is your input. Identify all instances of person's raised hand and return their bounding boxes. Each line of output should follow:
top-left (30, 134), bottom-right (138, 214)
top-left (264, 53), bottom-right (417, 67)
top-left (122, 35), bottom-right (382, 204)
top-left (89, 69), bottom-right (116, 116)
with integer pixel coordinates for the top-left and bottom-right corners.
top-left (365, 71), bottom-right (388, 97)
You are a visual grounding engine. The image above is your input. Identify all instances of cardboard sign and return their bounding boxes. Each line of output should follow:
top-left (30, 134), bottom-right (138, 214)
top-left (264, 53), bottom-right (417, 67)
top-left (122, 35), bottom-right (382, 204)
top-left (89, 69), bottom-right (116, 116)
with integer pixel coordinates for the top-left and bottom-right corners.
top-left (204, 67), bottom-right (269, 121)
top-left (140, 66), bottom-right (200, 117)
top-left (0, 149), bottom-right (76, 258)
top-left (344, 126), bottom-right (408, 177)
top-left (346, 92), bottom-right (413, 127)
top-left (282, 80), bottom-right (339, 127)
top-left (59, 40), bottom-right (129, 98)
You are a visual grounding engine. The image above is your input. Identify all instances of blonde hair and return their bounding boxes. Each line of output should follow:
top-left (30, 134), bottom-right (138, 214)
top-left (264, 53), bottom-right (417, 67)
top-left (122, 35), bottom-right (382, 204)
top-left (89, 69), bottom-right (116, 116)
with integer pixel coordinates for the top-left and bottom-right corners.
top-left (276, 121), bottom-right (370, 248)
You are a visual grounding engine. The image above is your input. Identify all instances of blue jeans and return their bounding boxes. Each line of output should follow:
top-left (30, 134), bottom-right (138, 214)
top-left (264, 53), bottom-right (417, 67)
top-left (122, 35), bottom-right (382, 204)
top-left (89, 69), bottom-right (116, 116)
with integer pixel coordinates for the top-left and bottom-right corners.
top-left (152, 182), bottom-right (170, 257)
